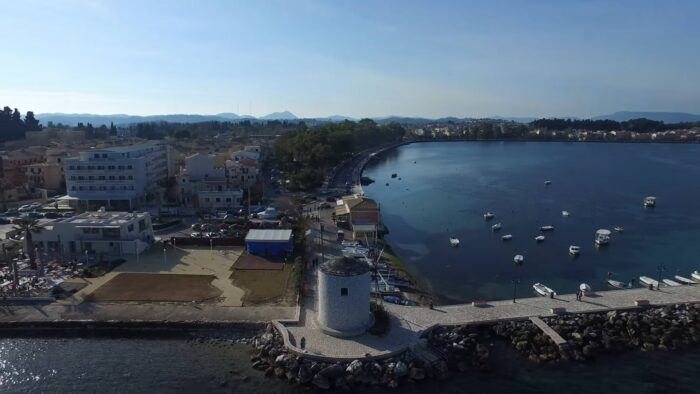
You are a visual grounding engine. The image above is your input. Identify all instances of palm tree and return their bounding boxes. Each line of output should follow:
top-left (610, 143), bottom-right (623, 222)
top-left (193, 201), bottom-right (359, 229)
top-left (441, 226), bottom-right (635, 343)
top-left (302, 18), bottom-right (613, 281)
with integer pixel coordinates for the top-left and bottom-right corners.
top-left (12, 218), bottom-right (45, 269)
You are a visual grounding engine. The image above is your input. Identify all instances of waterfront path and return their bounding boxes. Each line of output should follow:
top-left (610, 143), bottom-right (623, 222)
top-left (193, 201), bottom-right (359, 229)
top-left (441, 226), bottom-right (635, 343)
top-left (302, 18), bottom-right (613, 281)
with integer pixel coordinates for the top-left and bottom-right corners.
top-left (278, 283), bottom-right (700, 360)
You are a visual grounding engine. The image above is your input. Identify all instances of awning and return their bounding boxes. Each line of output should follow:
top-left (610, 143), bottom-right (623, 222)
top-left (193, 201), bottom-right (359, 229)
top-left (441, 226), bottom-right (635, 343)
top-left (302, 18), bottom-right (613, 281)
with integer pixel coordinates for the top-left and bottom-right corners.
top-left (352, 224), bottom-right (377, 232)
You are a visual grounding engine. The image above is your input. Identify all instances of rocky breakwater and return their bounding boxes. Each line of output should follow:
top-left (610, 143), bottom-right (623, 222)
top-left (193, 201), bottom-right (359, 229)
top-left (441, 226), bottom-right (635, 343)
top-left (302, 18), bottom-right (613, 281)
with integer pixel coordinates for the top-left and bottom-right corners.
top-left (491, 320), bottom-right (564, 363)
top-left (248, 324), bottom-right (436, 390)
top-left (427, 325), bottom-right (493, 372)
top-left (544, 303), bottom-right (700, 361)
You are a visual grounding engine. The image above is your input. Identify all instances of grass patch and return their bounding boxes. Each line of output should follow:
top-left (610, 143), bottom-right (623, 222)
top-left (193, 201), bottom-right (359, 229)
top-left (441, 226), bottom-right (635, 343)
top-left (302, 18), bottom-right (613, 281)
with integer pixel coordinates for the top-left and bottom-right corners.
top-left (85, 273), bottom-right (221, 302)
top-left (230, 264), bottom-right (294, 305)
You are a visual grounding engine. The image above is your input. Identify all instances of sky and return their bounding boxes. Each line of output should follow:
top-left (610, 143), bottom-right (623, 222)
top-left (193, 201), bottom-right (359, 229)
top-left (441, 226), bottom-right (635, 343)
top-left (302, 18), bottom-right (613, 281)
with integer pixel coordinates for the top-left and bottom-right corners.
top-left (1, 0), bottom-right (699, 118)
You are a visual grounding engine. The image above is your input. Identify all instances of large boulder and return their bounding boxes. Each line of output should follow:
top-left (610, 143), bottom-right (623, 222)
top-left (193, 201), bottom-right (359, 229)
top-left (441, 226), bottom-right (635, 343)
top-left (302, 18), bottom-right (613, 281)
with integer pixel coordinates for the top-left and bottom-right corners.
top-left (346, 360), bottom-right (363, 375)
top-left (312, 373), bottom-right (331, 390)
top-left (297, 364), bottom-right (313, 384)
top-left (393, 361), bottom-right (408, 378)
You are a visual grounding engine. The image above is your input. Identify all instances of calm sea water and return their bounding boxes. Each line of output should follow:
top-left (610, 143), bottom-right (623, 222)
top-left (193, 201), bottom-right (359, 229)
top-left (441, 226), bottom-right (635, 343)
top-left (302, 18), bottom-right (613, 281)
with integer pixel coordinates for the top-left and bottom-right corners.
top-left (2, 336), bottom-right (698, 393)
top-left (363, 141), bottom-right (700, 303)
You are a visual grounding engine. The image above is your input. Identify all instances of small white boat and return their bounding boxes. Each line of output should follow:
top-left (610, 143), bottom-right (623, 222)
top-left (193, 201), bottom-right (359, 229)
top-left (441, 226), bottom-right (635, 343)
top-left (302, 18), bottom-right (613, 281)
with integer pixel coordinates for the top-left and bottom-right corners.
top-left (644, 196), bottom-right (656, 208)
top-left (613, 226), bottom-right (624, 233)
top-left (540, 225), bottom-right (554, 232)
top-left (569, 245), bottom-right (581, 255)
top-left (484, 212), bottom-right (495, 220)
top-left (692, 271), bottom-right (700, 282)
top-left (492, 223), bottom-right (502, 231)
top-left (514, 254), bottom-right (524, 265)
top-left (595, 229), bottom-right (611, 246)
top-left (674, 275), bottom-right (697, 285)
top-left (640, 276), bottom-right (659, 288)
top-left (502, 234), bottom-right (513, 241)
top-left (562, 211), bottom-right (570, 217)
top-left (662, 279), bottom-right (681, 287)
top-left (533, 283), bottom-right (555, 296)
top-left (544, 180), bottom-right (552, 185)
top-left (535, 235), bottom-right (545, 242)
top-left (449, 237), bottom-right (460, 247)
top-left (579, 283), bottom-right (592, 294)
top-left (607, 279), bottom-right (627, 289)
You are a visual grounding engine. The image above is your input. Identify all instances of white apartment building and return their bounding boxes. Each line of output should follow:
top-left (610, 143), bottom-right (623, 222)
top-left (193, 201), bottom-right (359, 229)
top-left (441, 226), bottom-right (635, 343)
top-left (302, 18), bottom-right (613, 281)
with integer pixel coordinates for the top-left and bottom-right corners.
top-left (32, 210), bottom-right (154, 258)
top-left (177, 153), bottom-right (243, 210)
top-left (63, 142), bottom-right (169, 210)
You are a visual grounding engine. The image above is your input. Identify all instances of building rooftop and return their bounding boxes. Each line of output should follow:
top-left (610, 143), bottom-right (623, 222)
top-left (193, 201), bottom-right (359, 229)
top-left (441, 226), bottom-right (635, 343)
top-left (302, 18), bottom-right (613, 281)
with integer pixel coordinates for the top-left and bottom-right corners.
top-left (88, 141), bottom-right (164, 153)
top-left (57, 211), bottom-right (149, 226)
top-left (320, 256), bottom-right (370, 277)
top-left (245, 229), bottom-right (293, 242)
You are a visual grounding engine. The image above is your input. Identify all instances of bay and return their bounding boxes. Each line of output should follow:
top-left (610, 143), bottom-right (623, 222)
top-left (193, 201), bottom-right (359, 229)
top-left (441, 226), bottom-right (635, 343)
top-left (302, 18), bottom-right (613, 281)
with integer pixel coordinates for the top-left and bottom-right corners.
top-left (362, 141), bottom-right (700, 303)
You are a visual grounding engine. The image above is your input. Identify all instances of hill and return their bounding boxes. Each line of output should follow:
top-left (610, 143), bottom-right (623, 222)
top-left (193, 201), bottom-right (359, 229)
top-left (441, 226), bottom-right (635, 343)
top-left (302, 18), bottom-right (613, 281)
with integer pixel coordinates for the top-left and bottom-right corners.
top-left (592, 111), bottom-right (700, 123)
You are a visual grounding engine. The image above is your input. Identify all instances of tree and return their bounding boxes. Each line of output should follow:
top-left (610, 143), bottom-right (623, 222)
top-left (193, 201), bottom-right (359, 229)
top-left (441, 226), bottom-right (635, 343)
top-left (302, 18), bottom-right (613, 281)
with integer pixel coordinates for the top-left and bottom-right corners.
top-left (24, 111), bottom-right (41, 131)
top-left (12, 218), bottom-right (46, 269)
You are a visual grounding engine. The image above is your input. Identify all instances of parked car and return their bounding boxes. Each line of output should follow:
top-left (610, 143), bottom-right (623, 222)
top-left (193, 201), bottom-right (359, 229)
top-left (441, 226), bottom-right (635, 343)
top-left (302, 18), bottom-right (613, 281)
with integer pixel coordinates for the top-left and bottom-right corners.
top-left (190, 232), bottom-right (203, 238)
top-left (191, 223), bottom-right (202, 231)
top-left (18, 205), bottom-right (32, 212)
top-left (62, 212), bottom-right (74, 217)
top-left (43, 212), bottom-right (60, 219)
top-left (2, 208), bottom-right (18, 216)
top-left (0, 218), bottom-right (10, 224)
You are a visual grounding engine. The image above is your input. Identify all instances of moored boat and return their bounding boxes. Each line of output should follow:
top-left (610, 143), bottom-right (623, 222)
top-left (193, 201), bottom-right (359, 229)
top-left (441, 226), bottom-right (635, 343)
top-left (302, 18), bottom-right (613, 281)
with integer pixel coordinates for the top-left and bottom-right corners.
top-left (514, 254), bottom-right (524, 265)
top-left (569, 245), bottom-right (581, 255)
top-left (640, 276), bottom-right (659, 288)
top-left (535, 235), bottom-right (545, 242)
top-left (449, 237), bottom-right (460, 247)
top-left (644, 196), bottom-right (656, 208)
top-left (595, 229), bottom-right (611, 246)
top-left (662, 279), bottom-right (681, 287)
top-left (544, 180), bottom-right (552, 185)
top-left (675, 275), bottom-right (697, 285)
top-left (692, 271), bottom-right (700, 282)
top-left (502, 234), bottom-right (513, 241)
top-left (579, 283), bottom-right (592, 294)
top-left (607, 279), bottom-right (627, 289)
top-left (533, 283), bottom-right (555, 296)
top-left (540, 225), bottom-right (554, 231)
top-left (614, 226), bottom-right (624, 233)
top-left (562, 211), bottom-right (570, 217)
top-left (492, 222), bottom-right (502, 231)
top-left (484, 212), bottom-right (495, 220)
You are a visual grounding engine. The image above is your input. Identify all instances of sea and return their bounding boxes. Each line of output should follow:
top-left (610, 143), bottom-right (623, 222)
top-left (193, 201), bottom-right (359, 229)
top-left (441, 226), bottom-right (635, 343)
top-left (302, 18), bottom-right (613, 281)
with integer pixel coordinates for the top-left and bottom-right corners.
top-left (2, 335), bottom-right (699, 393)
top-left (362, 141), bottom-right (700, 303)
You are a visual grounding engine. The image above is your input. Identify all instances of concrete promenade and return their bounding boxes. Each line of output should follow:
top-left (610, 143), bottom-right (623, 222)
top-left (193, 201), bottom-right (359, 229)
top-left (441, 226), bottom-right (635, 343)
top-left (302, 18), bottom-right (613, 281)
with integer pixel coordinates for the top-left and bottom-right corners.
top-left (278, 283), bottom-right (700, 360)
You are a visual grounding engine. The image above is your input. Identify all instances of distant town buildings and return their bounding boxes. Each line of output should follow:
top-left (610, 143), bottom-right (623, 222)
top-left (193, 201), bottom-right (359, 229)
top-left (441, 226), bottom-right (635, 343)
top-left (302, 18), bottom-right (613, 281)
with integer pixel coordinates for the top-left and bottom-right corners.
top-left (177, 152), bottom-right (243, 210)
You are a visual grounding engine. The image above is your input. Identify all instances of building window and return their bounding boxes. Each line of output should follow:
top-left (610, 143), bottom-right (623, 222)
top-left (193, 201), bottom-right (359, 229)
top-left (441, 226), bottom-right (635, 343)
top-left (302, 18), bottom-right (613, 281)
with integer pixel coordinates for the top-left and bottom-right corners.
top-left (127, 165), bottom-right (132, 170)
top-left (102, 154), bottom-right (107, 158)
top-left (128, 175), bottom-right (133, 180)
top-left (128, 224), bottom-right (134, 232)
top-left (341, 288), bottom-right (348, 296)
top-left (94, 154), bottom-right (99, 158)
top-left (98, 176), bottom-right (105, 180)
top-left (215, 198), bottom-right (220, 202)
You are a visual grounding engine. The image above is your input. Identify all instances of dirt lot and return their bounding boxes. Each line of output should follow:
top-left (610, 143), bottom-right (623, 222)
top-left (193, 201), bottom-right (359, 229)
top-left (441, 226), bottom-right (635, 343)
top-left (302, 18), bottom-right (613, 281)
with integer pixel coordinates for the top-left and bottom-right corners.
top-left (84, 273), bottom-right (222, 302)
top-left (231, 264), bottom-right (296, 306)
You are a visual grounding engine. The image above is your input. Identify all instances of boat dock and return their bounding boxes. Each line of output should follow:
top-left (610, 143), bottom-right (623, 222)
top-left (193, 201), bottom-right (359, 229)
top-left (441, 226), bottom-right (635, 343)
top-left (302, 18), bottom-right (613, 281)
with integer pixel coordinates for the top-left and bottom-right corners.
top-left (529, 316), bottom-right (567, 347)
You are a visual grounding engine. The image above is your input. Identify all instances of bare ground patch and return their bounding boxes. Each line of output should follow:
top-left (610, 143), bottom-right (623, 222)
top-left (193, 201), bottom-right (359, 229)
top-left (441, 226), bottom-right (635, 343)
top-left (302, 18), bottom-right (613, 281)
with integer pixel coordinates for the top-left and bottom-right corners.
top-left (230, 264), bottom-right (296, 305)
top-left (84, 273), bottom-right (222, 302)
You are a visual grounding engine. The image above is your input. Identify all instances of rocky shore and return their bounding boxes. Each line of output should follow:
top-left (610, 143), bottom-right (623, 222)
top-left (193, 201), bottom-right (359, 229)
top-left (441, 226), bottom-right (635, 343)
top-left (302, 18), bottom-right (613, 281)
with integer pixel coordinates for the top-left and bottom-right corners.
top-left (251, 303), bottom-right (700, 389)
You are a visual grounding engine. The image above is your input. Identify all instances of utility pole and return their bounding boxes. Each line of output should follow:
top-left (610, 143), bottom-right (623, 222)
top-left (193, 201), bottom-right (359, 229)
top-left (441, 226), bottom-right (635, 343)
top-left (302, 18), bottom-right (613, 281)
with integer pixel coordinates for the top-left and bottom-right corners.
top-left (656, 264), bottom-right (666, 290)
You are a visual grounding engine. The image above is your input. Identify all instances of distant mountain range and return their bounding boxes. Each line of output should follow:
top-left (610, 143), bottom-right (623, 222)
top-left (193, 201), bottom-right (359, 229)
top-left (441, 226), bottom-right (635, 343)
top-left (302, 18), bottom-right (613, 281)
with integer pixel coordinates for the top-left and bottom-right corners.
top-left (35, 110), bottom-right (700, 127)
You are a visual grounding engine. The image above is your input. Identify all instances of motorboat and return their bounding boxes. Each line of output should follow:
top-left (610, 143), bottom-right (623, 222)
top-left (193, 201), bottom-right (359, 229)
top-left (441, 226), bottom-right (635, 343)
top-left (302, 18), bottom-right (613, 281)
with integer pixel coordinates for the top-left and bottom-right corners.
top-left (579, 283), bottom-right (592, 294)
top-left (662, 279), bottom-right (681, 287)
top-left (675, 275), bottom-right (697, 285)
top-left (569, 245), bottom-right (581, 255)
top-left (692, 271), bottom-right (700, 282)
top-left (614, 227), bottom-right (624, 233)
top-left (449, 237), bottom-right (460, 247)
top-left (562, 211), bottom-right (570, 217)
top-left (540, 225), bottom-right (554, 232)
top-left (607, 279), bottom-right (627, 289)
top-left (535, 235), bottom-right (545, 242)
top-left (502, 234), bottom-right (513, 241)
top-left (544, 180), bottom-right (552, 185)
top-left (644, 196), bottom-right (656, 208)
top-left (533, 283), bottom-right (555, 296)
top-left (492, 223), bottom-right (502, 231)
top-left (514, 254), bottom-right (524, 265)
top-left (640, 276), bottom-right (659, 288)
top-left (595, 229), bottom-right (611, 246)
top-left (484, 212), bottom-right (495, 220)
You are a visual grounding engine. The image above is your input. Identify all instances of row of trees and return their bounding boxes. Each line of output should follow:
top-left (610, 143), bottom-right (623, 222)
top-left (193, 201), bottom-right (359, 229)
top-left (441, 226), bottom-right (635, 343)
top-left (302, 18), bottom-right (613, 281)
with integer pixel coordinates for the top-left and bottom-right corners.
top-left (274, 119), bottom-right (405, 190)
top-left (530, 118), bottom-right (700, 133)
top-left (0, 107), bottom-right (42, 142)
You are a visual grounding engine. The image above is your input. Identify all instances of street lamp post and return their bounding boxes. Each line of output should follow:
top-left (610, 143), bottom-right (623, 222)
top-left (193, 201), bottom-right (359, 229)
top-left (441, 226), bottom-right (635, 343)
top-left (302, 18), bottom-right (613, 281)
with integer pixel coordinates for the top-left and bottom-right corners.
top-left (656, 264), bottom-right (666, 290)
top-left (511, 278), bottom-right (520, 303)
top-left (163, 247), bottom-right (167, 266)
top-left (210, 238), bottom-right (213, 255)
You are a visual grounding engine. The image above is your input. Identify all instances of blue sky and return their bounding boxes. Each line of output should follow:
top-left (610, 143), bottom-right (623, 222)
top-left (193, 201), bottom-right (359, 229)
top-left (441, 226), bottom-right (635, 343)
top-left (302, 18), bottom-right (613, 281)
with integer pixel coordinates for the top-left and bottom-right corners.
top-left (1, 0), bottom-right (699, 118)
